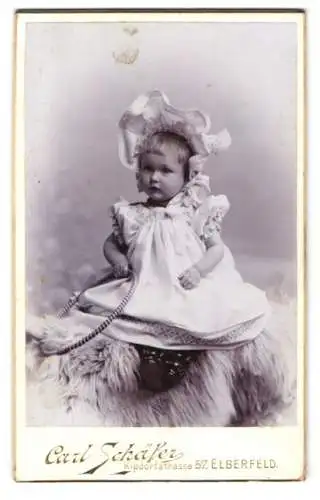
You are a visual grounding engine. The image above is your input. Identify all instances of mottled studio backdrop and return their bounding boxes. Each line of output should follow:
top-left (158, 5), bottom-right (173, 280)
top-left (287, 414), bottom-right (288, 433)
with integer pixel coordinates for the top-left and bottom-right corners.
top-left (25, 22), bottom-right (297, 313)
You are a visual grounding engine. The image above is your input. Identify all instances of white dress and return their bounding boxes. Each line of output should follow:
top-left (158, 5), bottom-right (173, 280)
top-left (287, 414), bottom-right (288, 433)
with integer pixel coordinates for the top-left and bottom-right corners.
top-left (78, 174), bottom-right (271, 350)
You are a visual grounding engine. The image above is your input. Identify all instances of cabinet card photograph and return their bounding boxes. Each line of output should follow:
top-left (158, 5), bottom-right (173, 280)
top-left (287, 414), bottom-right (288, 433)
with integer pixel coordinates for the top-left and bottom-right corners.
top-left (13, 10), bottom-right (306, 481)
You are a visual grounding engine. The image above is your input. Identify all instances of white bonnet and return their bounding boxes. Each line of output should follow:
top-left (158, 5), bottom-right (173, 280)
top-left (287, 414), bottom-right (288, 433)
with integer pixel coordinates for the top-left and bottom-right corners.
top-left (118, 90), bottom-right (231, 177)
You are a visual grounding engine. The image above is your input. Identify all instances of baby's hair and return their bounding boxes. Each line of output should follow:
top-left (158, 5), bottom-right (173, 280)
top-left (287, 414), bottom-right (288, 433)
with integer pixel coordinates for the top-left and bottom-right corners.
top-left (138, 131), bottom-right (194, 181)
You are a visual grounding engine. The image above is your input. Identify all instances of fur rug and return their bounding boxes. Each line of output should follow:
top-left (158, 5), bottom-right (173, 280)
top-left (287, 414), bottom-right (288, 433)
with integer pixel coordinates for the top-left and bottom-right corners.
top-left (26, 299), bottom-right (297, 427)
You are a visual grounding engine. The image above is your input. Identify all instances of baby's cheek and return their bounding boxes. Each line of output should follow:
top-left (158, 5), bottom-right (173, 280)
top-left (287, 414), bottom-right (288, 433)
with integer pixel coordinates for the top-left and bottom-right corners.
top-left (173, 175), bottom-right (187, 191)
top-left (142, 175), bottom-right (150, 186)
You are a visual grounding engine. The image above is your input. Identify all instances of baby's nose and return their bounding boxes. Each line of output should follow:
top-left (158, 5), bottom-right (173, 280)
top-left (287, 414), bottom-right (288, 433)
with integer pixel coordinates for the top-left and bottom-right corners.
top-left (151, 171), bottom-right (160, 182)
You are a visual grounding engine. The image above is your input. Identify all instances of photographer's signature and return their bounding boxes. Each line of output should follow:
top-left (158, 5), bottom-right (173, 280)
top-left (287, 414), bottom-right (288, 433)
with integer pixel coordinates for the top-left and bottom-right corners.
top-left (45, 441), bottom-right (183, 476)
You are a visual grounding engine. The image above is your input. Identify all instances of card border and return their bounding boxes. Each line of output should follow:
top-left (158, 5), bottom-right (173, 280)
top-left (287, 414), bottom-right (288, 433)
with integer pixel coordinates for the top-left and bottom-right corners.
top-left (12, 9), bottom-right (307, 482)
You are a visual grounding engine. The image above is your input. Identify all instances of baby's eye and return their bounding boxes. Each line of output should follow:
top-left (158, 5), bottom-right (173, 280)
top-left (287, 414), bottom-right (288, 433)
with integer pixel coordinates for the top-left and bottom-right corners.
top-left (161, 167), bottom-right (172, 174)
top-left (142, 165), bottom-right (152, 172)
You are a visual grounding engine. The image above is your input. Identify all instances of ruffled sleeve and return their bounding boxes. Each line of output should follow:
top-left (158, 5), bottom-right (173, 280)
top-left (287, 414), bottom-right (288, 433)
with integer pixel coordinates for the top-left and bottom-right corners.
top-left (109, 199), bottom-right (147, 248)
top-left (192, 194), bottom-right (230, 243)
top-left (109, 199), bottom-right (129, 247)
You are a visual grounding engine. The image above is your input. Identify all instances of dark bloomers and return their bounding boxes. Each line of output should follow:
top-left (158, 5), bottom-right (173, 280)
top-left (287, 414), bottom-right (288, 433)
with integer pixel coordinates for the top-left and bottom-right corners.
top-left (134, 343), bottom-right (203, 392)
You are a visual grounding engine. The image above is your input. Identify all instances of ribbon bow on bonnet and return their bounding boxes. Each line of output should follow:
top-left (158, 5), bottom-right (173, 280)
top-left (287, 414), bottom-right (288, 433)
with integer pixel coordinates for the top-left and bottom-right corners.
top-left (118, 90), bottom-right (232, 178)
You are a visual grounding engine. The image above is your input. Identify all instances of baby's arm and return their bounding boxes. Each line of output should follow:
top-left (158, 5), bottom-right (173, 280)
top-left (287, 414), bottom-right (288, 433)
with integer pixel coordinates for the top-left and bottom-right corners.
top-left (179, 234), bottom-right (224, 290)
top-left (195, 233), bottom-right (224, 276)
top-left (103, 233), bottom-right (130, 278)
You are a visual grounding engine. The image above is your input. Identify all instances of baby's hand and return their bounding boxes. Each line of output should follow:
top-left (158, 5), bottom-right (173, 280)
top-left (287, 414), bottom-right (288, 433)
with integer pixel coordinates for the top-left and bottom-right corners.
top-left (113, 257), bottom-right (130, 279)
top-left (178, 266), bottom-right (201, 290)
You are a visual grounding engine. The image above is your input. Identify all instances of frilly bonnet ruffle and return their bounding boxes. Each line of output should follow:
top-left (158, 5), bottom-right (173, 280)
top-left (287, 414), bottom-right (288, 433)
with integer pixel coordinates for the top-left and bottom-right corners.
top-left (118, 90), bottom-right (232, 178)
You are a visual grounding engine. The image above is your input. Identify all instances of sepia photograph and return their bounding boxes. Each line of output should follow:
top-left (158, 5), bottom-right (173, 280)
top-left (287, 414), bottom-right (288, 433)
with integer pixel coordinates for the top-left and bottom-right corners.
top-left (14, 10), bottom-right (305, 481)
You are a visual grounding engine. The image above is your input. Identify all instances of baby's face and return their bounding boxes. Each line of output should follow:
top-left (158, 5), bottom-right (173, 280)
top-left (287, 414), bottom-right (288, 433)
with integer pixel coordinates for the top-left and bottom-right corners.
top-left (139, 144), bottom-right (186, 202)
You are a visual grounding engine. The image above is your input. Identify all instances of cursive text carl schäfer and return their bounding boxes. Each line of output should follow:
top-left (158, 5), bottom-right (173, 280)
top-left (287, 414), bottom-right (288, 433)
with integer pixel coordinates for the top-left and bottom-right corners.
top-left (45, 442), bottom-right (184, 474)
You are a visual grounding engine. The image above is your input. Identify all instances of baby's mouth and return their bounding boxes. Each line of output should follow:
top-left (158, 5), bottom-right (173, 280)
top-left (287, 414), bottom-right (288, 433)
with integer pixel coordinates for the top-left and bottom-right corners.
top-left (149, 186), bottom-right (162, 194)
